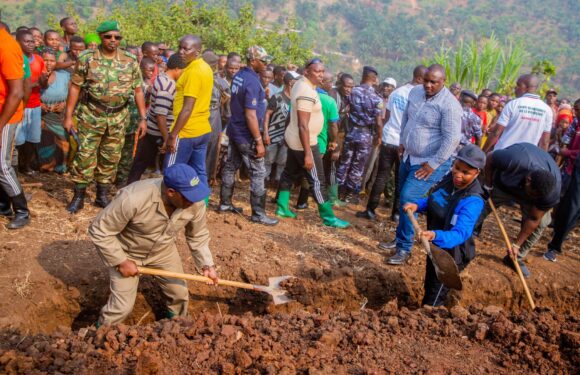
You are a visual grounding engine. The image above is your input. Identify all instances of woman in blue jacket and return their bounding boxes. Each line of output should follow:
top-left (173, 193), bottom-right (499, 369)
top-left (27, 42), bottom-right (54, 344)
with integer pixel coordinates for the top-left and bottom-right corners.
top-left (404, 144), bottom-right (486, 306)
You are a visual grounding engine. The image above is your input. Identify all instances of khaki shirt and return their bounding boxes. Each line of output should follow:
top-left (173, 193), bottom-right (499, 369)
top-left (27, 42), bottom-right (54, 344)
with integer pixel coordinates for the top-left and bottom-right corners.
top-left (285, 76), bottom-right (323, 151)
top-left (89, 178), bottom-right (214, 269)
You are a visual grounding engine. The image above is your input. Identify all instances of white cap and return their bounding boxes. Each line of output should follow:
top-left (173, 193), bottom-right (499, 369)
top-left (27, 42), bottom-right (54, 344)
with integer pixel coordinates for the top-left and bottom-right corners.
top-left (288, 71), bottom-right (301, 80)
top-left (383, 77), bottom-right (397, 88)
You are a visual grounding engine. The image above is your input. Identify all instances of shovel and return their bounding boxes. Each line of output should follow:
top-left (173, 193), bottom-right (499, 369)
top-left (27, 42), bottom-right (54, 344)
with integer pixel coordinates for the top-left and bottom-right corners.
top-left (137, 267), bottom-right (294, 305)
top-left (405, 209), bottom-right (463, 290)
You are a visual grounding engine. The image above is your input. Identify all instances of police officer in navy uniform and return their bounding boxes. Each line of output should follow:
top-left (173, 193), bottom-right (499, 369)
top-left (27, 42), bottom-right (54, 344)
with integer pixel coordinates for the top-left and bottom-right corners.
top-left (335, 66), bottom-right (383, 203)
top-left (404, 144), bottom-right (486, 306)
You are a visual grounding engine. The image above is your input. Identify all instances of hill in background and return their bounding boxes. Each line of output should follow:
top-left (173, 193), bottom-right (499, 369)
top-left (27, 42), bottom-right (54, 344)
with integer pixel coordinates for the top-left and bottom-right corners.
top-left (2, 0), bottom-right (578, 97)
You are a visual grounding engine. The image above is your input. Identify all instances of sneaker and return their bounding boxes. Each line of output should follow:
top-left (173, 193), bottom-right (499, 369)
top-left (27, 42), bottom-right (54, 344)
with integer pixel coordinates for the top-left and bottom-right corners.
top-left (355, 209), bottom-right (376, 220)
top-left (543, 249), bottom-right (558, 262)
top-left (502, 255), bottom-right (531, 278)
top-left (378, 240), bottom-right (397, 251)
top-left (387, 251), bottom-right (410, 265)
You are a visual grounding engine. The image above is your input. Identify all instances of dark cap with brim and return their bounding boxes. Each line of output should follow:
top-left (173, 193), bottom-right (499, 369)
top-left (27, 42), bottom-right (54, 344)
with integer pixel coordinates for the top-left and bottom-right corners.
top-left (163, 164), bottom-right (210, 203)
top-left (363, 66), bottom-right (378, 76)
top-left (461, 89), bottom-right (477, 101)
top-left (455, 144), bottom-right (486, 170)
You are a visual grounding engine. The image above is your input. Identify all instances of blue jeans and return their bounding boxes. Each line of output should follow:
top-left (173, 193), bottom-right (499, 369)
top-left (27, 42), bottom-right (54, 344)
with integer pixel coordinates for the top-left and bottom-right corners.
top-left (164, 133), bottom-right (211, 188)
top-left (395, 157), bottom-right (452, 253)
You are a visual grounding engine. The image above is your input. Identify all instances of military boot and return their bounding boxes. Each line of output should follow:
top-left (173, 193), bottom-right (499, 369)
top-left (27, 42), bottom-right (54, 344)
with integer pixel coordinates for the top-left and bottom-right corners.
top-left (218, 184), bottom-right (243, 213)
top-left (250, 193), bottom-right (279, 226)
top-left (67, 186), bottom-right (86, 213)
top-left (6, 193), bottom-right (30, 229)
top-left (94, 184), bottom-right (111, 208)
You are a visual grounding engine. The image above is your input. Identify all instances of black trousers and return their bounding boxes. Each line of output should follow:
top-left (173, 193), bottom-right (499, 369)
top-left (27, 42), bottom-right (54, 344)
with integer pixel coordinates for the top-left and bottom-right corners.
top-left (422, 256), bottom-right (467, 307)
top-left (127, 133), bottom-right (163, 185)
top-left (280, 146), bottom-right (327, 204)
top-left (366, 143), bottom-right (400, 214)
top-left (548, 158), bottom-right (580, 253)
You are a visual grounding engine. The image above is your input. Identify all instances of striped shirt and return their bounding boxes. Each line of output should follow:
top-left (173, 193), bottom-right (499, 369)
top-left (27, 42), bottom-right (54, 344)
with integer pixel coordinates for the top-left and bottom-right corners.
top-left (400, 85), bottom-right (462, 169)
top-left (146, 73), bottom-right (176, 137)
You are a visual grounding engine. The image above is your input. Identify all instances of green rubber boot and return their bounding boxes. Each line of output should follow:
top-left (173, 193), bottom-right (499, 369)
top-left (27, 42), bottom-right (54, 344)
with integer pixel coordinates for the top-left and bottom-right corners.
top-left (318, 201), bottom-right (349, 228)
top-left (275, 190), bottom-right (297, 218)
top-left (204, 196), bottom-right (209, 207)
top-left (328, 184), bottom-right (346, 207)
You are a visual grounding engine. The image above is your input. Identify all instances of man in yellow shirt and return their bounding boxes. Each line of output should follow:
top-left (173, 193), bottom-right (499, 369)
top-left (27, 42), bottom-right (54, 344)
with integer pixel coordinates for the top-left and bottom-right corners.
top-left (164, 35), bottom-right (213, 190)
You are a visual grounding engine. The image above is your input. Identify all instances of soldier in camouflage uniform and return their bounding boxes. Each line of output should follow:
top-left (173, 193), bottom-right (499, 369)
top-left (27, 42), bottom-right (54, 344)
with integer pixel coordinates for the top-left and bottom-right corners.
top-left (63, 21), bottom-right (147, 213)
top-left (335, 66), bottom-right (383, 203)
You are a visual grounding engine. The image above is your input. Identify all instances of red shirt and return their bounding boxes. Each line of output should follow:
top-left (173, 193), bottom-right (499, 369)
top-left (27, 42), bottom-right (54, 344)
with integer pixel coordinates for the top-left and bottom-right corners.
top-left (26, 53), bottom-right (45, 108)
top-left (472, 108), bottom-right (488, 127)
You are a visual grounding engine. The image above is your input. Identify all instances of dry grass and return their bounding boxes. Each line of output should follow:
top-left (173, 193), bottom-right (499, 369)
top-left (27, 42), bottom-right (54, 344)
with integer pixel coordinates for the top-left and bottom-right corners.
top-left (13, 271), bottom-right (33, 298)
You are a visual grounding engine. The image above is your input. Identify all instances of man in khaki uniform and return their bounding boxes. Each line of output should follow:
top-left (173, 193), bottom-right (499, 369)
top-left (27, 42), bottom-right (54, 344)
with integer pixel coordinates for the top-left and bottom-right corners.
top-left (89, 163), bottom-right (219, 326)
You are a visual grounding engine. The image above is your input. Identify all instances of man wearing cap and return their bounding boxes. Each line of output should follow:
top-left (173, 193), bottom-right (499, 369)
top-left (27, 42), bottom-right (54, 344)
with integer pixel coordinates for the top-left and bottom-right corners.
top-left (335, 66), bottom-right (383, 203)
top-left (163, 35), bottom-right (214, 192)
top-left (404, 144), bottom-right (486, 306)
top-left (482, 74), bottom-right (552, 153)
top-left (89, 163), bottom-right (219, 326)
top-left (357, 65), bottom-right (427, 223)
top-left (63, 20), bottom-right (147, 213)
top-left (383, 64), bottom-right (462, 265)
top-left (218, 46), bottom-right (278, 226)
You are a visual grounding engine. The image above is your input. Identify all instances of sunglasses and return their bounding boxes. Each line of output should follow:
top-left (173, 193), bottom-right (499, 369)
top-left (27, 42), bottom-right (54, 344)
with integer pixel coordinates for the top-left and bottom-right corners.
top-left (305, 58), bottom-right (323, 68)
top-left (102, 34), bottom-right (123, 41)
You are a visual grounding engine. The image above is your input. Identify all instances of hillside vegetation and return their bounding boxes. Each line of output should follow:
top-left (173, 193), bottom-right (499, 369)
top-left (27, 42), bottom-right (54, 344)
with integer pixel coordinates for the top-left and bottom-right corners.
top-left (2, 0), bottom-right (578, 96)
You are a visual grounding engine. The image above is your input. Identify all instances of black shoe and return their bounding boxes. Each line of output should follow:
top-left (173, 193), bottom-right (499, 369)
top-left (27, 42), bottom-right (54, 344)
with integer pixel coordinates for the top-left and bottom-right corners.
top-left (0, 188), bottom-right (13, 217)
top-left (250, 193), bottom-right (278, 226)
top-left (6, 193), bottom-right (30, 229)
top-left (295, 203), bottom-right (308, 210)
top-left (502, 255), bottom-right (530, 278)
top-left (378, 240), bottom-right (397, 251)
top-left (344, 193), bottom-right (360, 205)
top-left (67, 186), bottom-right (86, 213)
top-left (387, 251), bottom-right (410, 265)
top-left (94, 184), bottom-right (110, 208)
top-left (356, 209), bottom-right (376, 220)
top-left (218, 204), bottom-right (244, 214)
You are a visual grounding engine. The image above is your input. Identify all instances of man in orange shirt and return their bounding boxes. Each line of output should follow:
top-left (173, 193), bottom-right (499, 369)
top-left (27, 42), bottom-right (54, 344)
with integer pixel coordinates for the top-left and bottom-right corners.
top-left (0, 22), bottom-right (30, 229)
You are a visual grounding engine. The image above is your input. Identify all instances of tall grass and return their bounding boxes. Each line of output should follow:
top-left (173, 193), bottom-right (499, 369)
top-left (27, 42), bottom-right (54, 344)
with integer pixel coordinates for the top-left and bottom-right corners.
top-left (430, 34), bottom-right (526, 95)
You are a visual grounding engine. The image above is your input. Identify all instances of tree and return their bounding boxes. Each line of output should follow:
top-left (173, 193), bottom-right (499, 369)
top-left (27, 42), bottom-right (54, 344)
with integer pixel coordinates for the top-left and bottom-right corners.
top-left (52, 0), bottom-right (311, 65)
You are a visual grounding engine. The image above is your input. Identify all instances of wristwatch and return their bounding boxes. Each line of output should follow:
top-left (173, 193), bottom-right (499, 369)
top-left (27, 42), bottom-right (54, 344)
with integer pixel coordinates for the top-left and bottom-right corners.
top-left (139, 116), bottom-right (147, 122)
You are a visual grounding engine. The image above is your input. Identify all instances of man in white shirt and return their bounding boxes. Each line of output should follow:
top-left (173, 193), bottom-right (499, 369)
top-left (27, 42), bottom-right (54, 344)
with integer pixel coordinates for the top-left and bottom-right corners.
top-left (357, 65), bottom-right (427, 223)
top-left (483, 74), bottom-right (552, 152)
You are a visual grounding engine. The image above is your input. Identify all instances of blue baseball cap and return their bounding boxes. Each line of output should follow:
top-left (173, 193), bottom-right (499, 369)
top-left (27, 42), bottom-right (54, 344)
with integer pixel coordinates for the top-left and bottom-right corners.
top-left (163, 164), bottom-right (210, 203)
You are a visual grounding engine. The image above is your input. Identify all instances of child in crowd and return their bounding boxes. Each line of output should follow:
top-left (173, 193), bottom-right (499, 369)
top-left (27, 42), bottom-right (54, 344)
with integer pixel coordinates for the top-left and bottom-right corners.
top-left (550, 105), bottom-right (574, 161)
top-left (472, 95), bottom-right (488, 132)
top-left (559, 100), bottom-right (580, 192)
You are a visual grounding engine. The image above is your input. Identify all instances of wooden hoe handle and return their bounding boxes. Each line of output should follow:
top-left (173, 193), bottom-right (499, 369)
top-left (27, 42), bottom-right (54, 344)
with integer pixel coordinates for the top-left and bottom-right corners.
top-left (137, 267), bottom-right (257, 290)
top-left (488, 199), bottom-right (536, 310)
top-left (405, 209), bottom-right (432, 254)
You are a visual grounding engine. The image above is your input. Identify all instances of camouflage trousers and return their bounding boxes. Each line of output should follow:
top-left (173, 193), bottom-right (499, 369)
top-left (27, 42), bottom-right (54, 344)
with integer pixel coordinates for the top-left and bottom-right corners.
top-left (71, 104), bottom-right (128, 186)
top-left (335, 127), bottom-right (373, 192)
top-left (115, 132), bottom-right (136, 187)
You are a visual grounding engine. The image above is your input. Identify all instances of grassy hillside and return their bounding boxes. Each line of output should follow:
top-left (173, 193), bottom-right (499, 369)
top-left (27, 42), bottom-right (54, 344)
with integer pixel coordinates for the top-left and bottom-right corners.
top-left (1, 0), bottom-right (578, 97)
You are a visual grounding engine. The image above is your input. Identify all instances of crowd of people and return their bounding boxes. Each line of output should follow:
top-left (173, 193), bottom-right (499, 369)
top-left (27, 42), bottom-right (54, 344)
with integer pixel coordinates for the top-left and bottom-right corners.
top-left (0, 17), bottom-right (578, 324)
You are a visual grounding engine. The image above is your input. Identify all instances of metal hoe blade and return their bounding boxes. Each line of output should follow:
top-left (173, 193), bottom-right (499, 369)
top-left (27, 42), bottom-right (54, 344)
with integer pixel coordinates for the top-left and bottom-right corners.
top-left (430, 245), bottom-right (463, 290)
top-left (254, 276), bottom-right (295, 305)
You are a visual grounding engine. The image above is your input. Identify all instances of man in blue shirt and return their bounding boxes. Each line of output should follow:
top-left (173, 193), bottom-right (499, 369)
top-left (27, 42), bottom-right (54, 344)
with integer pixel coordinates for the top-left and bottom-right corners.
top-left (218, 46), bottom-right (278, 226)
top-left (335, 66), bottom-right (383, 203)
top-left (383, 64), bottom-right (462, 265)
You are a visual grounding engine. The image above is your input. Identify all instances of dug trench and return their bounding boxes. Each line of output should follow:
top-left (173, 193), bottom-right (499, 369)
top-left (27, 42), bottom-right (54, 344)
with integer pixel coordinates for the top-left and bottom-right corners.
top-left (0, 174), bottom-right (578, 373)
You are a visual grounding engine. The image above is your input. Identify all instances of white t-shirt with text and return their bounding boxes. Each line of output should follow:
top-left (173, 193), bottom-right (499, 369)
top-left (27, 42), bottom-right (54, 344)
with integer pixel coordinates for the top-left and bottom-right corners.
top-left (495, 93), bottom-right (553, 150)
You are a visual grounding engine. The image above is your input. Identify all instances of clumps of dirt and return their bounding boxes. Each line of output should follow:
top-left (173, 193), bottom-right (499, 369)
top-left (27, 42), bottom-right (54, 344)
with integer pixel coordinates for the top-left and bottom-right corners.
top-left (1, 302), bottom-right (577, 374)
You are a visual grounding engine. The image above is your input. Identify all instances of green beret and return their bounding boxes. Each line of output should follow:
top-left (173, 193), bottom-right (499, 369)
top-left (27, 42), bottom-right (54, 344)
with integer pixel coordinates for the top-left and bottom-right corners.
top-left (84, 33), bottom-right (101, 45)
top-left (96, 20), bottom-right (120, 34)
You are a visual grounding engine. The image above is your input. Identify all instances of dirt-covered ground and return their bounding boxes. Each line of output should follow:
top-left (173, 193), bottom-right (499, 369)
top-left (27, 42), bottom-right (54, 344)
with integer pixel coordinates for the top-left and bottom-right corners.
top-left (0, 173), bottom-right (578, 374)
